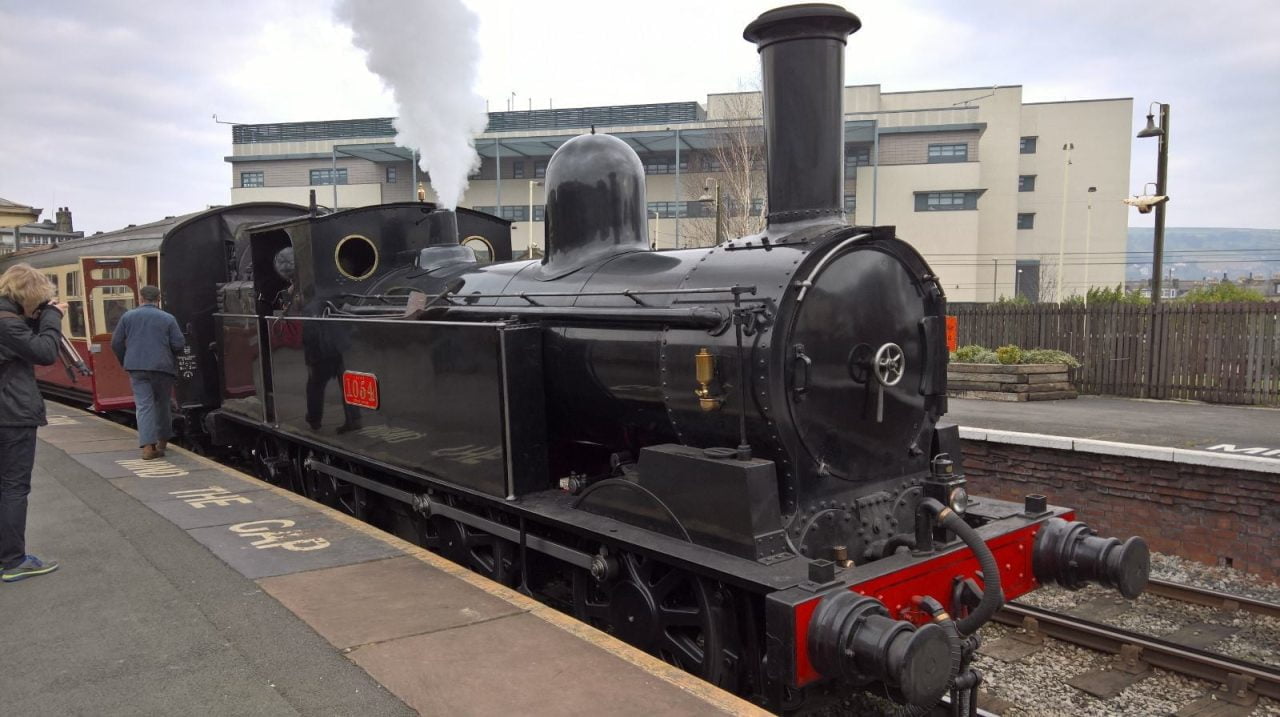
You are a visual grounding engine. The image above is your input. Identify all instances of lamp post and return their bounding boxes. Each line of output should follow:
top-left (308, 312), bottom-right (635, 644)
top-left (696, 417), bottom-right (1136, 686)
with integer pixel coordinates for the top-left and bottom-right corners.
top-left (698, 177), bottom-right (723, 246)
top-left (1083, 186), bottom-right (1097, 308)
top-left (1056, 142), bottom-right (1074, 304)
top-left (1137, 102), bottom-right (1170, 305)
top-left (527, 180), bottom-right (543, 259)
top-left (648, 208), bottom-right (661, 249)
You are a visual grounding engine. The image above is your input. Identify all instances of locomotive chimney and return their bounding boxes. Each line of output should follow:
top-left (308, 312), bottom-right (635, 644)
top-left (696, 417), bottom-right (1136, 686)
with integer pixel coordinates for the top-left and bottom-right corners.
top-left (744, 4), bottom-right (860, 228)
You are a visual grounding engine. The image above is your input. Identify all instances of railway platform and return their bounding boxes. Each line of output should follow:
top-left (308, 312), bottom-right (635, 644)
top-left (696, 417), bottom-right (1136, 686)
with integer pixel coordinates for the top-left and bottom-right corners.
top-left (948, 394), bottom-right (1280, 458)
top-left (3, 401), bottom-right (765, 717)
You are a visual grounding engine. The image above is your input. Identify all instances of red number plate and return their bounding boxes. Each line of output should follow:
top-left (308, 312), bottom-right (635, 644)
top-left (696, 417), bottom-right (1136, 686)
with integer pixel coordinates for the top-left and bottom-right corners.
top-left (342, 371), bottom-right (379, 409)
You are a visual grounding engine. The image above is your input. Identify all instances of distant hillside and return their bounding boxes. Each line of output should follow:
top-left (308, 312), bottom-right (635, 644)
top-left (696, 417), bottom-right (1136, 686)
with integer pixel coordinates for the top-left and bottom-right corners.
top-left (1126, 228), bottom-right (1280, 282)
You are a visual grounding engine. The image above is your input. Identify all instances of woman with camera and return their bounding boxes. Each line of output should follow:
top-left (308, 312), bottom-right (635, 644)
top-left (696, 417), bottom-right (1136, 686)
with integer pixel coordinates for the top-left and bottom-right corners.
top-left (0, 263), bottom-right (65, 583)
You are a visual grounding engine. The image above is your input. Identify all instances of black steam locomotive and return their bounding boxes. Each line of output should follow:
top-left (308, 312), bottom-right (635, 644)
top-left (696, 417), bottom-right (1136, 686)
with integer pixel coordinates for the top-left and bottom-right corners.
top-left (204, 4), bottom-right (1149, 713)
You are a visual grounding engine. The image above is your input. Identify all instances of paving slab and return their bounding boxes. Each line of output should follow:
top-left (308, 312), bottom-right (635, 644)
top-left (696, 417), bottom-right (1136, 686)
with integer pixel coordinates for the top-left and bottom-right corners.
top-left (186, 510), bottom-right (403, 579)
top-left (109, 469), bottom-right (270, 503)
top-left (147, 486), bottom-right (318, 530)
top-left (5, 444), bottom-right (410, 717)
top-left (259, 555), bottom-right (525, 649)
top-left (349, 611), bottom-right (722, 716)
top-left (46, 436), bottom-right (142, 454)
top-left (38, 424), bottom-right (132, 443)
top-left (68, 448), bottom-right (206, 478)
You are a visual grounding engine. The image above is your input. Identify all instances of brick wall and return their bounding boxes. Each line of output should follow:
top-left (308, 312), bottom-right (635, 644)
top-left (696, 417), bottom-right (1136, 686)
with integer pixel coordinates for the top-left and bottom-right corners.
top-left (961, 439), bottom-right (1280, 579)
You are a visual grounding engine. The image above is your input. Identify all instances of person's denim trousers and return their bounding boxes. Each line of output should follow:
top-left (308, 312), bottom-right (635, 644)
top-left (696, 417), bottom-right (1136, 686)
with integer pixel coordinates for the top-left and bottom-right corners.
top-left (129, 370), bottom-right (175, 446)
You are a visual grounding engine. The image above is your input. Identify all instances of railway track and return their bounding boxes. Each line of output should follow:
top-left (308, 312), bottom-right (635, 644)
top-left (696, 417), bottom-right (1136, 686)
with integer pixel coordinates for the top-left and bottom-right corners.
top-left (1145, 577), bottom-right (1280, 621)
top-left (994, 591), bottom-right (1280, 703)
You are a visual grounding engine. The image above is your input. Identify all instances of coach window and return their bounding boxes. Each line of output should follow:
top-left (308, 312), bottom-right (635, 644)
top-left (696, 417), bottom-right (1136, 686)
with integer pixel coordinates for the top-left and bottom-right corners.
top-left (64, 269), bottom-right (86, 338)
top-left (89, 266), bottom-right (136, 333)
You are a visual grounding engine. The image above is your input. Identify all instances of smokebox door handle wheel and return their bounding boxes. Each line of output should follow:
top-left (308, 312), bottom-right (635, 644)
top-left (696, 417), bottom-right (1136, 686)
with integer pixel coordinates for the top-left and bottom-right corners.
top-left (872, 342), bottom-right (904, 423)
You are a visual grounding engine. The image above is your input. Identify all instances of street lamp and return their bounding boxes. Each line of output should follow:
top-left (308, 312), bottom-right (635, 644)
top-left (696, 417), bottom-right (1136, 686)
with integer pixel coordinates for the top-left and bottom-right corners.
top-left (1055, 142), bottom-right (1074, 304)
top-left (1136, 101), bottom-right (1170, 305)
top-left (697, 177), bottom-right (723, 246)
top-left (648, 208), bottom-right (661, 249)
top-left (1083, 186), bottom-right (1097, 308)
top-left (527, 180), bottom-right (543, 259)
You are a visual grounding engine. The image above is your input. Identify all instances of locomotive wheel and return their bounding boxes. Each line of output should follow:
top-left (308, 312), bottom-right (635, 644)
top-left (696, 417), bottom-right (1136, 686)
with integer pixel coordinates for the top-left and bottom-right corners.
top-left (300, 451), bottom-right (370, 520)
top-left (574, 551), bottom-right (735, 686)
top-left (431, 515), bottom-right (518, 587)
top-left (250, 435), bottom-right (298, 490)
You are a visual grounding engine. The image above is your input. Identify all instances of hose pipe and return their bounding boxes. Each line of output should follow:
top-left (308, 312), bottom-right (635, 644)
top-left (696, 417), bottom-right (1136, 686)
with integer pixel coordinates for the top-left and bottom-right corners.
top-left (920, 498), bottom-right (1004, 635)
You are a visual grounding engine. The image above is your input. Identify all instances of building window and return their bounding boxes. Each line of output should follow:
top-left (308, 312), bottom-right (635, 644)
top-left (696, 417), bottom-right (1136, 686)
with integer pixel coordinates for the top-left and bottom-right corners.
top-left (642, 157), bottom-right (690, 175)
top-left (240, 171), bottom-right (264, 188)
top-left (914, 191), bottom-right (981, 212)
top-left (512, 161), bottom-right (525, 179)
top-left (750, 198), bottom-right (765, 217)
top-left (843, 195), bottom-right (856, 215)
top-left (927, 143), bottom-right (968, 163)
top-left (1020, 136), bottom-right (1037, 154)
top-left (533, 205), bottom-right (545, 221)
top-left (386, 166), bottom-right (397, 183)
top-left (647, 201), bottom-right (692, 219)
top-left (534, 160), bottom-right (548, 179)
top-left (310, 168), bottom-right (348, 186)
top-left (498, 206), bottom-right (528, 222)
top-left (1017, 213), bottom-right (1035, 229)
top-left (701, 157), bottom-right (723, 172)
top-left (845, 145), bottom-right (871, 174)
top-left (1018, 175), bottom-right (1036, 192)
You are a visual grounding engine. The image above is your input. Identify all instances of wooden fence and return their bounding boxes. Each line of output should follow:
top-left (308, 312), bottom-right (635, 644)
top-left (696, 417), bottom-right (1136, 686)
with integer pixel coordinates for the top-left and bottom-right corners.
top-left (951, 302), bottom-right (1280, 405)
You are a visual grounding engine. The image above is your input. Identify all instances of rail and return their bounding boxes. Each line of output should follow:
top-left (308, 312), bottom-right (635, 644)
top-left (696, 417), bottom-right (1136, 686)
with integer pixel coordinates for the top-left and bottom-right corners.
top-left (1145, 577), bottom-right (1280, 620)
top-left (995, 602), bottom-right (1280, 700)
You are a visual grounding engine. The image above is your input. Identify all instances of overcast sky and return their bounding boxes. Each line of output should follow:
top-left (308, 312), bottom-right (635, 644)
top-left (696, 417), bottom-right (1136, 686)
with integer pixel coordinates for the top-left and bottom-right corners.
top-left (1, 0), bottom-right (1277, 235)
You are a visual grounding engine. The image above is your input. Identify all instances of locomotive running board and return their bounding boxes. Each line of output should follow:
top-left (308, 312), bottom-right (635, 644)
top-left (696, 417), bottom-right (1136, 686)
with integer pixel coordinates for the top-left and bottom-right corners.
top-left (304, 457), bottom-right (594, 570)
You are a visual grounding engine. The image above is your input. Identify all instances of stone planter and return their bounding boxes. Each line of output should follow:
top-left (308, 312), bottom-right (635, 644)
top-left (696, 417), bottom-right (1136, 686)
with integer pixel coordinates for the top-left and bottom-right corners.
top-left (947, 363), bottom-right (1077, 401)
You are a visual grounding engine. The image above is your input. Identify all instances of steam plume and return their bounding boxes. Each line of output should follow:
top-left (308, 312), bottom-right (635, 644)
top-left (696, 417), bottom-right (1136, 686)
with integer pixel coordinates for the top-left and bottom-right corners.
top-left (336, 0), bottom-right (488, 210)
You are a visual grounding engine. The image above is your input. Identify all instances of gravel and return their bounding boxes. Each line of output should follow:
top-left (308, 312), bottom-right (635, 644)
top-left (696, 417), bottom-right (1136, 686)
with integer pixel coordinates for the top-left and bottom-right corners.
top-left (1150, 552), bottom-right (1280, 605)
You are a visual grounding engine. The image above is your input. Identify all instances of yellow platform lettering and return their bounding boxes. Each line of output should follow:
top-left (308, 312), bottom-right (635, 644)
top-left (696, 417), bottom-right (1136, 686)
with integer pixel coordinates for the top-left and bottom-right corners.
top-left (228, 519), bottom-right (330, 552)
top-left (168, 486), bottom-right (254, 508)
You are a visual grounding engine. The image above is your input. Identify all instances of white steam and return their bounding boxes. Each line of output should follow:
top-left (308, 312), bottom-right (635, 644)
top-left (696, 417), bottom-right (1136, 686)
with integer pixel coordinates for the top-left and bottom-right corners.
top-left (335, 0), bottom-right (488, 210)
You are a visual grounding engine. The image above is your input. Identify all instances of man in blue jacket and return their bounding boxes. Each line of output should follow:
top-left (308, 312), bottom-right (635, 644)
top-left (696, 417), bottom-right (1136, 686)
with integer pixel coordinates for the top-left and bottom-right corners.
top-left (111, 285), bottom-right (185, 460)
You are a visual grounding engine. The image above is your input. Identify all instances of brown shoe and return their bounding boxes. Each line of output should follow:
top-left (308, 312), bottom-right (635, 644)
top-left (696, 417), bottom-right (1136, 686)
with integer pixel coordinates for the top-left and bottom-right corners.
top-left (142, 444), bottom-right (160, 460)
top-left (157, 440), bottom-right (168, 457)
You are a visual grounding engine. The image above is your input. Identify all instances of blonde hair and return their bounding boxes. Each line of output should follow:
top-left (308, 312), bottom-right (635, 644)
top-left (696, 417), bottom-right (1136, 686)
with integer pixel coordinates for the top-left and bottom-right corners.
top-left (0, 263), bottom-right (57, 311)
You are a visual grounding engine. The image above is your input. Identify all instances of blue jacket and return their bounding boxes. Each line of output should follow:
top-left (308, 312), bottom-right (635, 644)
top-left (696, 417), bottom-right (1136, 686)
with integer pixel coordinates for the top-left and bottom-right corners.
top-left (111, 304), bottom-right (185, 375)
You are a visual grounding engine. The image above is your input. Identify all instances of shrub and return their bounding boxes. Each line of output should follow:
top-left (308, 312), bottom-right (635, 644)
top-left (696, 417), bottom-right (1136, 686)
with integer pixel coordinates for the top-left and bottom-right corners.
top-left (994, 344), bottom-right (1024, 365)
top-left (1022, 349), bottom-right (1081, 368)
top-left (952, 344), bottom-right (987, 363)
top-left (1176, 281), bottom-right (1266, 304)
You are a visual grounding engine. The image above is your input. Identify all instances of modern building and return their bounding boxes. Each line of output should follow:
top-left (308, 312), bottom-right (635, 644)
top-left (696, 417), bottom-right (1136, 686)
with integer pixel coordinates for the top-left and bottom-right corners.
top-left (0, 206), bottom-right (82, 255)
top-left (225, 85), bottom-right (1132, 302)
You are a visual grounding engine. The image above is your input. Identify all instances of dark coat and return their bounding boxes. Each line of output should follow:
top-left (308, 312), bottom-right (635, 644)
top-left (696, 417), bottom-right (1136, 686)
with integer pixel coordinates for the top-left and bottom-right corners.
top-left (0, 296), bottom-right (61, 427)
top-left (110, 304), bottom-right (185, 375)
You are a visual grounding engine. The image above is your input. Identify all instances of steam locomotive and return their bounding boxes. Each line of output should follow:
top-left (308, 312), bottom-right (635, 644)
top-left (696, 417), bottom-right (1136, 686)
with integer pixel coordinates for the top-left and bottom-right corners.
top-left (199, 4), bottom-right (1150, 713)
top-left (9, 3), bottom-right (1149, 713)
